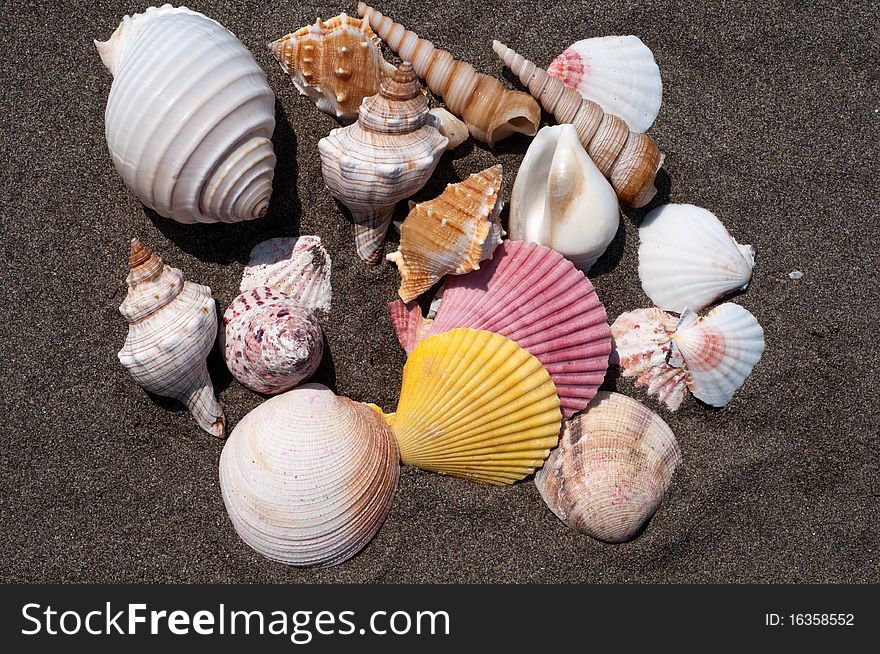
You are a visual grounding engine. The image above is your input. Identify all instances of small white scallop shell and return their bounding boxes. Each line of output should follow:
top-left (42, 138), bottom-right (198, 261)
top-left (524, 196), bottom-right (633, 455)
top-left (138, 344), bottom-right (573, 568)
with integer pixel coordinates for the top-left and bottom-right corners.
top-left (240, 236), bottom-right (332, 313)
top-left (638, 204), bottom-right (755, 313)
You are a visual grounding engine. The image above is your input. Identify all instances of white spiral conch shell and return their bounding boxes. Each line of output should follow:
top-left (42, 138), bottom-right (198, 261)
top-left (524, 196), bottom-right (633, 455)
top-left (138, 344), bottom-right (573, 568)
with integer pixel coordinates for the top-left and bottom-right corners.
top-left (118, 239), bottom-right (225, 437)
top-left (219, 383), bottom-right (399, 567)
top-left (240, 236), bottom-right (332, 313)
top-left (509, 124), bottom-right (620, 272)
top-left (638, 204), bottom-right (756, 313)
top-left (96, 5), bottom-right (277, 224)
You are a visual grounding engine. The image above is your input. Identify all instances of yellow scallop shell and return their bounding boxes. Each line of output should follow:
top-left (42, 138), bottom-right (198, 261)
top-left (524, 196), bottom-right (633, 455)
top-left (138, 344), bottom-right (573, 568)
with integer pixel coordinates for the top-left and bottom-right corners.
top-left (384, 328), bottom-right (562, 484)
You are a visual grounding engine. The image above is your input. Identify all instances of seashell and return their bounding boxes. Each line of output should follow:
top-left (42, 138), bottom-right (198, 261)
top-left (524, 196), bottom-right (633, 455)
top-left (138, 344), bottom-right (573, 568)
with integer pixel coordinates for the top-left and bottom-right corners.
top-left (428, 107), bottom-right (469, 149)
top-left (387, 165), bottom-right (505, 302)
top-left (509, 124), bottom-right (619, 272)
top-left (219, 383), bottom-right (399, 567)
top-left (535, 391), bottom-right (681, 543)
top-left (240, 236), bottom-right (332, 313)
top-left (548, 36), bottom-right (662, 133)
top-left (318, 62), bottom-right (448, 264)
top-left (358, 3), bottom-right (541, 146)
top-left (389, 240), bottom-right (611, 418)
top-left (611, 303), bottom-right (764, 409)
top-left (493, 40), bottom-right (662, 207)
top-left (382, 328), bottom-right (562, 485)
top-left (96, 5), bottom-right (276, 224)
top-left (220, 287), bottom-right (323, 395)
top-left (269, 13), bottom-right (395, 121)
top-left (118, 239), bottom-right (225, 437)
top-left (638, 204), bottom-right (755, 313)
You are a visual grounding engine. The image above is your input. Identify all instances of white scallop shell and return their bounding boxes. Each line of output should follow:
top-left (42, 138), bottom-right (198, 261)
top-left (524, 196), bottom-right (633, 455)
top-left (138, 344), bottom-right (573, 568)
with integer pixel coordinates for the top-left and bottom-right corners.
top-left (638, 204), bottom-right (755, 313)
top-left (547, 36), bottom-right (663, 133)
top-left (509, 124), bottom-right (620, 272)
top-left (219, 383), bottom-right (399, 567)
top-left (240, 236), bottom-right (332, 312)
top-left (96, 5), bottom-right (276, 224)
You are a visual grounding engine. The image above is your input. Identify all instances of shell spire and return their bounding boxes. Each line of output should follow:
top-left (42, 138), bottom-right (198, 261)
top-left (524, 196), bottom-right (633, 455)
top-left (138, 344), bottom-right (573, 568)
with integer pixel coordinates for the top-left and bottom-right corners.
top-left (493, 40), bottom-right (662, 207)
top-left (357, 2), bottom-right (540, 146)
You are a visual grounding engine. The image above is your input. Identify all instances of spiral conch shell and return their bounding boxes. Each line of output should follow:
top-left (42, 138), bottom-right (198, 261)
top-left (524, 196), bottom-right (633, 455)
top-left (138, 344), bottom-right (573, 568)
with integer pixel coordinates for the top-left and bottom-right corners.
top-left (358, 3), bottom-right (541, 146)
top-left (118, 239), bottom-right (225, 437)
top-left (382, 329), bottom-right (562, 485)
top-left (270, 13), bottom-right (395, 120)
top-left (493, 41), bottom-right (662, 207)
top-left (96, 5), bottom-right (277, 224)
top-left (387, 165), bottom-right (505, 302)
top-left (319, 62), bottom-right (448, 264)
top-left (535, 392), bottom-right (681, 543)
top-left (219, 384), bottom-right (399, 567)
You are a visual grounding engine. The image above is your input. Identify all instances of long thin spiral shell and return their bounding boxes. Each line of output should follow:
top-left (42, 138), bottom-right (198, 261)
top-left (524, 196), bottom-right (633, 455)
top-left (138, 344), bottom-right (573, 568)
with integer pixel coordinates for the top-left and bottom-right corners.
top-left (357, 2), bottom-right (540, 146)
top-left (493, 40), bottom-right (662, 207)
top-left (96, 5), bottom-right (277, 224)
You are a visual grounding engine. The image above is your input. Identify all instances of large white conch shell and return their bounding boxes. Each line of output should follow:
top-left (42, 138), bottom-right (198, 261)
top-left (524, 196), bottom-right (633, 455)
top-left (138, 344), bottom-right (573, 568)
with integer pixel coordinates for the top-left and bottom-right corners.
top-left (96, 5), bottom-right (277, 224)
top-left (638, 204), bottom-right (755, 313)
top-left (509, 124), bottom-right (620, 272)
top-left (118, 239), bottom-right (225, 437)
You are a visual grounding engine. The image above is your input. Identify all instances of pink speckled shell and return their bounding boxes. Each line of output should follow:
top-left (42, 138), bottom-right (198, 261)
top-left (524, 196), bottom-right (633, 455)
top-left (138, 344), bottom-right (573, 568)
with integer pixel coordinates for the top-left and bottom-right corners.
top-left (388, 240), bottom-right (611, 417)
top-left (221, 287), bottom-right (323, 394)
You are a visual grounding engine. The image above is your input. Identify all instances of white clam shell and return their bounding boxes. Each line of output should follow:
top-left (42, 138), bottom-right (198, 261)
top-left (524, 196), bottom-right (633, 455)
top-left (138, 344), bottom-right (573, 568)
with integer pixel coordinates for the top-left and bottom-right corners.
top-left (96, 5), bottom-right (276, 224)
top-left (638, 204), bottom-right (755, 313)
top-left (509, 124), bottom-right (620, 272)
top-left (219, 384), bottom-right (399, 567)
top-left (548, 36), bottom-right (663, 133)
top-left (240, 236), bottom-right (332, 312)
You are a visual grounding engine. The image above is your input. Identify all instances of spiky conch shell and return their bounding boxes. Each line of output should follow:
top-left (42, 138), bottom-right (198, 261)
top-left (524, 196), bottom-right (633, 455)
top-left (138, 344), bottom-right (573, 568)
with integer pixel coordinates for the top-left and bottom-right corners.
top-left (118, 239), bottom-right (225, 437)
top-left (219, 383), bottom-right (399, 567)
top-left (357, 2), bottom-right (540, 146)
top-left (220, 286), bottom-right (323, 395)
top-left (535, 391), bottom-right (681, 543)
top-left (381, 328), bottom-right (562, 485)
top-left (638, 204), bottom-right (755, 313)
top-left (240, 236), bottom-right (332, 313)
top-left (269, 13), bottom-right (395, 120)
top-left (389, 240), bottom-right (611, 418)
top-left (387, 165), bottom-right (505, 302)
top-left (493, 40), bottom-right (662, 208)
top-left (95, 5), bottom-right (276, 224)
top-left (318, 62), bottom-right (448, 264)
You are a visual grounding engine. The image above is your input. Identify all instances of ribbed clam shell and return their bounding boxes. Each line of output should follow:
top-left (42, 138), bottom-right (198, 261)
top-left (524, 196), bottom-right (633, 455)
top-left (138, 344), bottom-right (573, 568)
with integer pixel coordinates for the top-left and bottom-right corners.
top-left (493, 40), bottom-right (662, 208)
top-left (548, 36), bottom-right (662, 133)
top-left (384, 328), bottom-right (562, 485)
top-left (509, 125), bottom-right (620, 272)
top-left (96, 5), bottom-right (276, 224)
top-left (270, 13), bottom-right (394, 120)
top-left (358, 3), bottom-right (540, 146)
top-left (221, 287), bottom-right (323, 395)
top-left (118, 239), bottom-right (225, 437)
top-left (672, 305), bottom-right (765, 407)
top-left (318, 62), bottom-right (448, 264)
top-left (240, 236), bottom-right (332, 312)
top-left (219, 384), bottom-right (399, 567)
top-left (387, 165), bottom-right (505, 302)
top-left (389, 241), bottom-right (611, 418)
top-left (638, 204), bottom-right (756, 313)
top-left (535, 392), bottom-right (681, 543)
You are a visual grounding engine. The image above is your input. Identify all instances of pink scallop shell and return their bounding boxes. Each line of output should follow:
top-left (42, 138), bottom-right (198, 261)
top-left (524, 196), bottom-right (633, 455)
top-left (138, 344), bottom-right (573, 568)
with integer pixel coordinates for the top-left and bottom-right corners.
top-left (388, 240), bottom-right (611, 417)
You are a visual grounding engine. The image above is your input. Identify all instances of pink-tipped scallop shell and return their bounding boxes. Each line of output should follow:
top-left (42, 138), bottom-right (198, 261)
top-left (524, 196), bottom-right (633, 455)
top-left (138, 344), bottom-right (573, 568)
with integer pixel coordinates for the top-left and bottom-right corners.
top-left (548, 36), bottom-right (662, 133)
top-left (269, 13), bottom-right (395, 120)
top-left (221, 287), bottom-right (323, 395)
top-left (535, 391), bottom-right (681, 543)
top-left (389, 240), bottom-right (611, 418)
top-left (219, 383), bottom-right (399, 567)
top-left (118, 239), bottom-right (225, 437)
top-left (387, 165), bottom-right (505, 303)
top-left (240, 236), bottom-right (332, 313)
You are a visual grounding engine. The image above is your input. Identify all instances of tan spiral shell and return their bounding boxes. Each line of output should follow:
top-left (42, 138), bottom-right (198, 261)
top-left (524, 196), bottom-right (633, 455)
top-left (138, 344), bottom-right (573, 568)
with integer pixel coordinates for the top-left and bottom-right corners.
top-left (358, 2), bottom-right (541, 146)
top-left (493, 41), bottom-right (663, 207)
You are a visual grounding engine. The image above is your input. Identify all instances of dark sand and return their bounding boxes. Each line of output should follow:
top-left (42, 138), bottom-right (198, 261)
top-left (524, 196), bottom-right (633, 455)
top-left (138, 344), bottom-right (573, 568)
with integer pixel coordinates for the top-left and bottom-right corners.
top-left (1, 0), bottom-right (878, 583)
